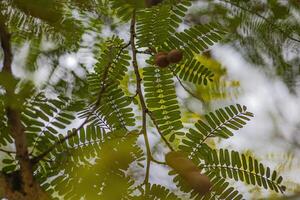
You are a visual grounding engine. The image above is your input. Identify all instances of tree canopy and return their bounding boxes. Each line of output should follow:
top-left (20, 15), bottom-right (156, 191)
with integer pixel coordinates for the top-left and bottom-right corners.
top-left (0, 0), bottom-right (299, 199)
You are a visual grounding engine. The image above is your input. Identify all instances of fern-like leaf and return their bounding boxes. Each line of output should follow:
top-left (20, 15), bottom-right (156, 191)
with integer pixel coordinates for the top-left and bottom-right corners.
top-left (179, 104), bottom-right (253, 156)
top-left (36, 128), bottom-right (144, 199)
top-left (22, 93), bottom-right (84, 155)
top-left (80, 80), bottom-right (135, 129)
top-left (162, 23), bottom-right (227, 58)
top-left (143, 66), bottom-right (183, 140)
top-left (198, 171), bottom-right (244, 200)
top-left (159, 23), bottom-right (226, 85)
top-left (198, 148), bottom-right (286, 193)
top-left (137, 5), bottom-right (172, 48)
top-left (172, 58), bottom-right (214, 85)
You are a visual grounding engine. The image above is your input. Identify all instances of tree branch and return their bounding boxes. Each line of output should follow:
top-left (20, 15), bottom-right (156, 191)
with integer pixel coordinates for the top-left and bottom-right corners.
top-left (0, 16), bottom-right (45, 199)
top-left (0, 172), bottom-right (7, 196)
top-left (130, 10), bottom-right (152, 196)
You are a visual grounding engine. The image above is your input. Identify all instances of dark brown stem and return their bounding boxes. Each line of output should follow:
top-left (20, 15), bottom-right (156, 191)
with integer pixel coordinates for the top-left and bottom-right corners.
top-left (130, 10), bottom-right (152, 196)
top-left (0, 16), bottom-right (47, 199)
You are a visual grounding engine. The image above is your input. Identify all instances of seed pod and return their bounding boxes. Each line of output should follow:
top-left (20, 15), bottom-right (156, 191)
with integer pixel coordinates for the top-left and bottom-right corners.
top-left (166, 151), bottom-right (211, 195)
top-left (165, 151), bottom-right (198, 175)
top-left (182, 171), bottom-right (212, 195)
top-left (167, 49), bottom-right (183, 63)
top-left (155, 54), bottom-right (169, 68)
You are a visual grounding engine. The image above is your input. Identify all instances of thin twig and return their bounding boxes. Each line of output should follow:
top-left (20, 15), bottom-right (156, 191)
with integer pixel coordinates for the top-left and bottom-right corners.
top-left (150, 156), bottom-right (166, 165)
top-left (136, 49), bottom-right (153, 55)
top-left (130, 10), bottom-right (152, 196)
top-left (0, 148), bottom-right (16, 155)
top-left (171, 69), bottom-right (205, 103)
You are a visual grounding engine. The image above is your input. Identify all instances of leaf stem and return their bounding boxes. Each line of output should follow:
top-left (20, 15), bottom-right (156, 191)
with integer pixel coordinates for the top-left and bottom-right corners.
top-left (171, 69), bottom-right (205, 103)
top-left (0, 148), bottom-right (16, 155)
top-left (150, 156), bottom-right (166, 165)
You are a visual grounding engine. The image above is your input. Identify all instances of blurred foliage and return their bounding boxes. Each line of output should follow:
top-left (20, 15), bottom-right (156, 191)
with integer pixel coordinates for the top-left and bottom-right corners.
top-left (187, 0), bottom-right (300, 91)
top-left (195, 53), bottom-right (239, 103)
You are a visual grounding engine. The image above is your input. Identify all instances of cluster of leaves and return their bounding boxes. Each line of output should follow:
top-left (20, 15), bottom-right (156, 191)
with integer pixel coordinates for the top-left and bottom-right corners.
top-left (0, 0), bottom-right (289, 199)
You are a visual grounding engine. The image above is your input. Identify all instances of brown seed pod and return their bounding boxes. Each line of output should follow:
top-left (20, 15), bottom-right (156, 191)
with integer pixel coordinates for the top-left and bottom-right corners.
top-left (155, 54), bottom-right (169, 68)
top-left (165, 151), bottom-right (198, 175)
top-left (182, 171), bottom-right (212, 195)
top-left (167, 49), bottom-right (183, 63)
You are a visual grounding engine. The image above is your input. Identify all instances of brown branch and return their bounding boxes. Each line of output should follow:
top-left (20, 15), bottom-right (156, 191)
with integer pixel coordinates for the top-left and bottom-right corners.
top-left (0, 172), bottom-right (10, 197)
top-left (0, 24), bottom-right (12, 74)
top-left (130, 10), bottom-right (152, 196)
top-left (0, 16), bottom-right (46, 199)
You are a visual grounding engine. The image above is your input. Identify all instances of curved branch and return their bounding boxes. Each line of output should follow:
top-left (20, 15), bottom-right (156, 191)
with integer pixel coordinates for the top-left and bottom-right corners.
top-left (130, 10), bottom-right (152, 196)
top-left (171, 70), bottom-right (205, 103)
